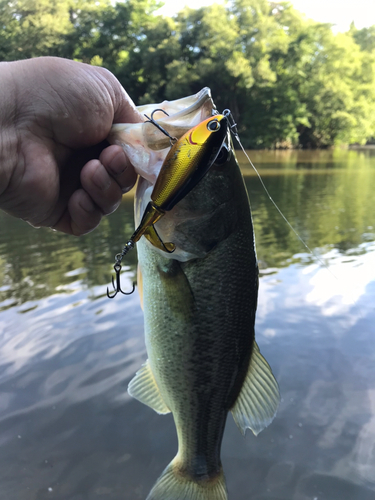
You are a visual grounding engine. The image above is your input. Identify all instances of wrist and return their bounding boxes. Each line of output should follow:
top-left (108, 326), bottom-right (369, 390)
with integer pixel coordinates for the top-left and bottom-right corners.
top-left (0, 61), bottom-right (19, 197)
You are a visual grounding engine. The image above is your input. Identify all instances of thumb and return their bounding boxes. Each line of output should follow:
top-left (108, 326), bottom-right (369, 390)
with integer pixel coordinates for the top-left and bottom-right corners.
top-left (93, 65), bottom-right (143, 125)
top-left (111, 80), bottom-right (144, 125)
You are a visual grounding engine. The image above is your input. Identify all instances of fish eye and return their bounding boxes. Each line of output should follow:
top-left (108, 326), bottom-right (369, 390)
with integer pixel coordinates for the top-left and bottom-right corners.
top-left (207, 119), bottom-right (220, 132)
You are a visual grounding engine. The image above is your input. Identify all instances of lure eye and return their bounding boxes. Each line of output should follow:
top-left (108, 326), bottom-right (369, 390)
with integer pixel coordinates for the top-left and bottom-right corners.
top-left (207, 119), bottom-right (220, 132)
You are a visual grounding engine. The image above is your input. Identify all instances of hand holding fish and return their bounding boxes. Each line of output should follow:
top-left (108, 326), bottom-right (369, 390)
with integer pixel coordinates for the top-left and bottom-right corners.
top-left (0, 57), bottom-right (142, 235)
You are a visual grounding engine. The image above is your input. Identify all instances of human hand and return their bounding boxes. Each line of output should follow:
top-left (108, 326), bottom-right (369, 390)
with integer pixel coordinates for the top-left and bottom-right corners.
top-left (0, 57), bottom-right (142, 235)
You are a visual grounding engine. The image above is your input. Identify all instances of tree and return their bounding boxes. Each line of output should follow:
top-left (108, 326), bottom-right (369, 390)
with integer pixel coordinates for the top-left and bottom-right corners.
top-left (0, 0), bottom-right (161, 65)
top-left (351, 24), bottom-right (375, 52)
top-left (1, 0), bottom-right (374, 147)
top-left (0, 0), bottom-right (73, 60)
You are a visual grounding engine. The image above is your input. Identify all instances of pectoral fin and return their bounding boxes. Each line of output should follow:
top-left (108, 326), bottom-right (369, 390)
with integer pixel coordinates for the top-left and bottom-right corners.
top-left (128, 359), bottom-right (171, 414)
top-left (231, 340), bottom-right (280, 436)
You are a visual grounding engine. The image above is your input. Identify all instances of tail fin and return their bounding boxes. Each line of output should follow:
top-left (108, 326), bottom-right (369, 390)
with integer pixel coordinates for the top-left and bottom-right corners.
top-left (146, 459), bottom-right (227, 500)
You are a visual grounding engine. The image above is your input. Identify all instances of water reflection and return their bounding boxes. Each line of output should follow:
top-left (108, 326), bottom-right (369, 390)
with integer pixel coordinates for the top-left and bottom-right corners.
top-left (0, 195), bottom-right (138, 308)
top-left (0, 149), bottom-right (374, 499)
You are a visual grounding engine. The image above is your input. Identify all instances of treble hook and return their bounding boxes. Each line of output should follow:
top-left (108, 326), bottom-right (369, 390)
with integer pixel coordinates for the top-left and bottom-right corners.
top-left (107, 252), bottom-right (135, 299)
top-left (144, 109), bottom-right (178, 145)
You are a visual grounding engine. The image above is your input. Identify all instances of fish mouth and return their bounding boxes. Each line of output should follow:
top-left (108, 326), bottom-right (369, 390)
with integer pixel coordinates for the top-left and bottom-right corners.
top-left (109, 88), bottom-right (215, 152)
top-left (137, 87), bottom-right (214, 122)
top-left (108, 88), bottom-right (216, 183)
top-left (139, 88), bottom-right (216, 151)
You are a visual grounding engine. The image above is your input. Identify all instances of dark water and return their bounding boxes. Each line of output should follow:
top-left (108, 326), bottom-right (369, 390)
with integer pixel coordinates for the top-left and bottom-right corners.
top-left (0, 149), bottom-right (374, 500)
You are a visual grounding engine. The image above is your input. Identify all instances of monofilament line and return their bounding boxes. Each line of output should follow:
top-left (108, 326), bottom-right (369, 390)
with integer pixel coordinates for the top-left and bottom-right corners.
top-left (233, 134), bottom-right (337, 279)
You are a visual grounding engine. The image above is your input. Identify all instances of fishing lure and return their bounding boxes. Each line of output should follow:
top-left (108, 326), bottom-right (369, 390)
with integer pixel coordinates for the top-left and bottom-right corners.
top-left (107, 111), bottom-right (229, 298)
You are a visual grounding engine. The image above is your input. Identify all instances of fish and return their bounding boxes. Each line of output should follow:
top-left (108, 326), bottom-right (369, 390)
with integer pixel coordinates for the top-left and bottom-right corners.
top-left (109, 88), bottom-right (280, 500)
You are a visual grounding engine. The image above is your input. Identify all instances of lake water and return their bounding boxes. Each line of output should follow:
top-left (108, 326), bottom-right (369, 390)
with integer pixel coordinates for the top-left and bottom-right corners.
top-left (0, 149), bottom-right (374, 500)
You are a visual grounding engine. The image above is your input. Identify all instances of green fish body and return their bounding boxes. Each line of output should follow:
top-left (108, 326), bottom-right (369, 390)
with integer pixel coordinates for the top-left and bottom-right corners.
top-left (110, 90), bottom-right (280, 500)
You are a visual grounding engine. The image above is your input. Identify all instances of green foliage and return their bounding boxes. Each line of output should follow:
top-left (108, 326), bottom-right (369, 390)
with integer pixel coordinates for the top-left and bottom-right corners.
top-left (351, 24), bottom-right (375, 52)
top-left (0, 0), bottom-right (73, 59)
top-left (0, 0), bottom-right (374, 148)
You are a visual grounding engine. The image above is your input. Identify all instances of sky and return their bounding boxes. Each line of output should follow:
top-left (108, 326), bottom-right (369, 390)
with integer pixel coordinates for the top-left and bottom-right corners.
top-left (155, 0), bottom-right (375, 33)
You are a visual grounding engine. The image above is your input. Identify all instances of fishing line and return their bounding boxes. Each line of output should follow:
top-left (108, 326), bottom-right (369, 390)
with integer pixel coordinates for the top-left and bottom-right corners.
top-left (226, 119), bottom-right (338, 280)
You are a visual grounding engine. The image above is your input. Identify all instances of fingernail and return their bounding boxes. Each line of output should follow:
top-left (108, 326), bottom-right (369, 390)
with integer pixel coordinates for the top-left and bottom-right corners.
top-left (110, 150), bottom-right (127, 175)
top-left (93, 165), bottom-right (111, 190)
top-left (80, 196), bottom-right (96, 213)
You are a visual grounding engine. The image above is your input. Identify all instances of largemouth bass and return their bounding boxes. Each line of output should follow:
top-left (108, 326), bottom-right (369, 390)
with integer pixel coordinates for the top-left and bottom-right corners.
top-left (109, 88), bottom-right (280, 500)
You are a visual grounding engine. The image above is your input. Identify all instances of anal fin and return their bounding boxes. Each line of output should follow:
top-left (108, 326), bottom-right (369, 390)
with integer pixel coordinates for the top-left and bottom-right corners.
top-left (128, 359), bottom-right (171, 414)
top-left (231, 340), bottom-right (280, 436)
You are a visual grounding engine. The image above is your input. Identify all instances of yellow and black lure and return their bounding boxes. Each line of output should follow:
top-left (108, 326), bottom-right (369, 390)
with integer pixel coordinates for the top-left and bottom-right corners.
top-left (107, 112), bottom-right (229, 298)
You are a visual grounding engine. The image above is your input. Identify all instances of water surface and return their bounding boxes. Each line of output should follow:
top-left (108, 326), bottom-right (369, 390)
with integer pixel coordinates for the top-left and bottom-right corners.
top-left (0, 149), bottom-right (374, 499)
